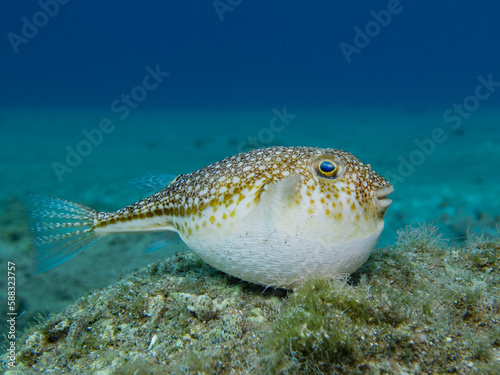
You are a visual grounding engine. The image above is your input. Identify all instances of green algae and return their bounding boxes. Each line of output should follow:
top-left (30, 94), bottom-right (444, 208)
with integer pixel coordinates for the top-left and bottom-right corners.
top-left (2, 224), bottom-right (499, 374)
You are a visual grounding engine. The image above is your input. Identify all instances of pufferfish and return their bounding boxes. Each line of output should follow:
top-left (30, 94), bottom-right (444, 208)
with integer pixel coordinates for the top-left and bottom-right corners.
top-left (29, 146), bottom-right (393, 288)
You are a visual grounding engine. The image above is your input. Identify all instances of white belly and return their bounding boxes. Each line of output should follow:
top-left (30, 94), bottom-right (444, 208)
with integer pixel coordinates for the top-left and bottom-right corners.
top-left (182, 221), bottom-right (384, 288)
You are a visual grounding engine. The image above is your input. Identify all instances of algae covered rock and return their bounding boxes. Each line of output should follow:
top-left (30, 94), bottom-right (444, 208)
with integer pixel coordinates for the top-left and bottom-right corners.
top-left (2, 225), bottom-right (500, 374)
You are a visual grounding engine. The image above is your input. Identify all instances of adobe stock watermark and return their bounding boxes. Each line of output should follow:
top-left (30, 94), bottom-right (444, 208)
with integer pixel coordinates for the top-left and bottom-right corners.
top-left (213, 0), bottom-right (242, 21)
top-left (238, 106), bottom-right (296, 153)
top-left (7, 0), bottom-right (71, 54)
top-left (385, 74), bottom-right (499, 186)
top-left (51, 64), bottom-right (170, 182)
top-left (339, 0), bottom-right (406, 64)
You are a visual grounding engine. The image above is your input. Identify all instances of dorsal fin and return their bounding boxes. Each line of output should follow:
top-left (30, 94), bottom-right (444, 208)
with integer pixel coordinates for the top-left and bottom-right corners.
top-left (128, 174), bottom-right (178, 195)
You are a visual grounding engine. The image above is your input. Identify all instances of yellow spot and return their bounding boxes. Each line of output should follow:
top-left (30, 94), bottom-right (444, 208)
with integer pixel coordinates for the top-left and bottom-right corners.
top-left (308, 208), bottom-right (314, 215)
top-left (325, 209), bottom-right (331, 216)
top-left (320, 198), bottom-right (325, 204)
top-left (230, 210), bottom-right (236, 218)
top-left (351, 202), bottom-right (356, 211)
top-left (209, 216), bottom-right (216, 223)
top-left (337, 213), bottom-right (343, 220)
top-left (217, 223), bottom-right (222, 228)
top-left (188, 228), bottom-right (192, 235)
top-left (222, 213), bottom-right (228, 220)
top-left (195, 224), bottom-right (199, 230)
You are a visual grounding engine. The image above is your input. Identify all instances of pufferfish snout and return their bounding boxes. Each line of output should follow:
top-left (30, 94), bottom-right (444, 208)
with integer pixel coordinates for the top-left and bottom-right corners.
top-left (29, 146), bottom-right (393, 288)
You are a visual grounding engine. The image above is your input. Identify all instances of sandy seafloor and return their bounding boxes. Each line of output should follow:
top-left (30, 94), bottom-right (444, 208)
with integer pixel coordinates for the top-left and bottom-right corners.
top-left (0, 106), bottom-right (499, 338)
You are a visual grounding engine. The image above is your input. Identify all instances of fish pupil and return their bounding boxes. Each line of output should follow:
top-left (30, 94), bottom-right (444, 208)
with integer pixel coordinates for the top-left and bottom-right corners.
top-left (320, 161), bottom-right (336, 173)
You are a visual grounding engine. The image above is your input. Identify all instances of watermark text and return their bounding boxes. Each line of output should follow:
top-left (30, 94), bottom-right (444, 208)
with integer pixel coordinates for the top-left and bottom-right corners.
top-left (6, 262), bottom-right (17, 368)
top-left (51, 64), bottom-right (169, 182)
top-left (7, 0), bottom-right (71, 54)
top-left (238, 106), bottom-right (296, 153)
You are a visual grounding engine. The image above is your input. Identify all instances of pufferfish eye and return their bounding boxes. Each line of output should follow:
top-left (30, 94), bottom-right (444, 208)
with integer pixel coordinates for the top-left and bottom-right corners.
top-left (313, 157), bottom-right (342, 179)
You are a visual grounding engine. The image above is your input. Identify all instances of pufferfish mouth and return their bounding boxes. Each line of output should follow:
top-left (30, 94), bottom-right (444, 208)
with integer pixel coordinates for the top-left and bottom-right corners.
top-left (374, 186), bottom-right (394, 210)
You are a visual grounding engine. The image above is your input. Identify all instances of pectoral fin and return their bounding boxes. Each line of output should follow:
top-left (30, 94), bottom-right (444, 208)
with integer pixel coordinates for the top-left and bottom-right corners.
top-left (247, 175), bottom-right (301, 223)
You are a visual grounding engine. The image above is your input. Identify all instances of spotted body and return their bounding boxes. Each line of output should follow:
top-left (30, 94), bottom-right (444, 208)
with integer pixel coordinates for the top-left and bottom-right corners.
top-left (30, 146), bottom-right (393, 288)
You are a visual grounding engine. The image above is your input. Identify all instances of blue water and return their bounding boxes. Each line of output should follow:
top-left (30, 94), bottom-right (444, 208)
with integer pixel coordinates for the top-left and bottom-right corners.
top-left (2, 1), bottom-right (500, 110)
top-left (1, 0), bottom-right (500, 337)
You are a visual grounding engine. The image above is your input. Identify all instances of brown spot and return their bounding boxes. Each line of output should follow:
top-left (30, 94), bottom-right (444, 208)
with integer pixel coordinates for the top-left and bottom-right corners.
top-left (153, 209), bottom-right (162, 216)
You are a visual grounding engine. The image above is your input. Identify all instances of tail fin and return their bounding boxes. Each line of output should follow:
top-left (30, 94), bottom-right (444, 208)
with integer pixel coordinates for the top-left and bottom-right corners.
top-left (27, 194), bottom-right (102, 272)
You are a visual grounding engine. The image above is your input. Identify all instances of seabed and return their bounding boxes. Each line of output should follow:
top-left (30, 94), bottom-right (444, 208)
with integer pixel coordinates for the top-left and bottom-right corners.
top-left (2, 224), bottom-right (499, 374)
